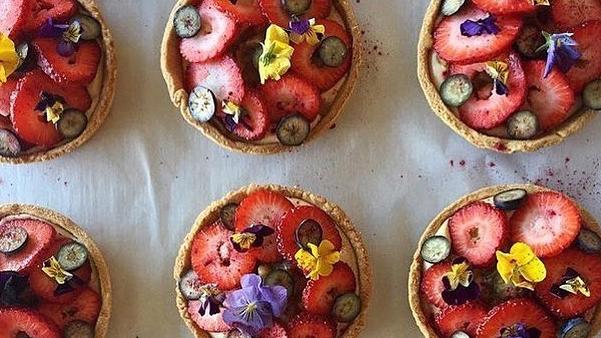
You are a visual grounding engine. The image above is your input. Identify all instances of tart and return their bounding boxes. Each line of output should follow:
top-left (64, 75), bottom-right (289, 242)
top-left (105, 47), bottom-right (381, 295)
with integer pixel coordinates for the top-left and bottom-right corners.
top-left (417, 0), bottom-right (601, 153)
top-left (174, 184), bottom-right (371, 337)
top-left (409, 184), bottom-right (601, 337)
top-left (0, 0), bottom-right (117, 164)
top-left (161, 0), bottom-right (360, 154)
top-left (0, 203), bottom-right (111, 337)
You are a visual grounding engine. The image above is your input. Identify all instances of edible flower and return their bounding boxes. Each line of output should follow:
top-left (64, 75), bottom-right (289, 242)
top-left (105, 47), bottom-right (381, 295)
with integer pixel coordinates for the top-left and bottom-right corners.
top-left (0, 34), bottom-right (19, 84)
top-left (258, 24), bottom-right (294, 84)
top-left (222, 274), bottom-right (288, 335)
top-left (35, 92), bottom-right (65, 124)
top-left (496, 242), bottom-right (546, 291)
top-left (441, 258), bottom-right (480, 305)
top-left (42, 257), bottom-right (73, 285)
top-left (222, 100), bottom-right (253, 132)
top-left (537, 31), bottom-right (581, 78)
top-left (289, 18), bottom-right (325, 46)
top-left (198, 284), bottom-right (226, 316)
top-left (500, 323), bottom-right (542, 338)
top-left (551, 268), bottom-right (591, 298)
top-left (230, 225), bottom-right (275, 253)
top-left (485, 61), bottom-right (509, 95)
top-left (460, 15), bottom-right (499, 37)
top-left (530, 0), bottom-right (550, 6)
top-left (40, 19), bottom-right (82, 57)
top-left (294, 239), bottom-right (341, 280)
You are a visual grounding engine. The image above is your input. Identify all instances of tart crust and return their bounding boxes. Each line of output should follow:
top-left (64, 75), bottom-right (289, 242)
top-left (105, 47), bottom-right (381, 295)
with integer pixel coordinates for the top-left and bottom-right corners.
top-left (417, 0), bottom-right (597, 153)
top-left (408, 184), bottom-right (601, 337)
top-left (0, 0), bottom-right (117, 164)
top-left (161, 0), bottom-right (361, 154)
top-left (0, 203), bottom-right (112, 337)
top-left (173, 184), bottom-right (372, 337)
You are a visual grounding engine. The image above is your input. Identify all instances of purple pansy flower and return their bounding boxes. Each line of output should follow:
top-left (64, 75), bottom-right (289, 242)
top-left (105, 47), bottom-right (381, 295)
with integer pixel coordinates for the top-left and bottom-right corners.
top-left (197, 284), bottom-right (225, 316)
top-left (461, 15), bottom-right (500, 37)
top-left (550, 267), bottom-right (580, 299)
top-left (35, 92), bottom-right (65, 112)
top-left (39, 19), bottom-right (82, 57)
top-left (230, 225), bottom-right (275, 253)
top-left (441, 257), bottom-right (480, 306)
top-left (222, 274), bottom-right (288, 335)
top-left (538, 32), bottom-right (581, 78)
top-left (500, 323), bottom-right (542, 338)
top-left (289, 19), bottom-right (311, 35)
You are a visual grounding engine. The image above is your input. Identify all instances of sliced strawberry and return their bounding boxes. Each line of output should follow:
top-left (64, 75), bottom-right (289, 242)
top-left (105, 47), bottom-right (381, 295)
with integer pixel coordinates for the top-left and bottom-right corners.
top-left (260, 74), bottom-right (321, 124)
top-left (0, 0), bottom-right (32, 39)
top-left (258, 0), bottom-right (331, 27)
top-left (277, 205), bottom-right (342, 262)
top-left (235, 190), bottom-right (293, 263)
top-left (39, 287), bottom-right (101, 329)
top-left (565, 21), bottom-right (601, 93)
top-left (187, 300), bottom-right (231, 332)
top-left (11, 71), bottom-right (91, 147)
top-left (259, 321), bottom-right (288, 338)
top-left (523, 60), bottom-right (575, 131)
top-left (451, 53), bottom-right (527, 130)
top-left (186, 55), bottom-right (245, 105)
top-left (472, 0), bottom-right (534, 14)
top-left (435, 302), bottom-right (487, 337)
top-left (434, 5), bottom-right (522, 64)
top-left (302, 262), bottom-right (356, 315)
top-left (180, 0), bottom-right (238, 63)
top-left (0, 308), bottom-right (60, 338)
top-left (229, 90), bottom-right (269, 141)
top-left (213, 0), bottom-right (266, 26)
top-left (291, 19), bottom-right (352, 92)
top-left (0, 78), bottom-right (18, 117)
top-left (551, 0), bottom-right (601, 29)
top-left (420, 262), bottom-right (453, 309)
top-left (26, 0), bottom-right (78, 32)
top-left (191, 221), bottom-right (258, 290)
top-left (34, 38), bottom-right (101, 85)
top-left (535, 248), bottom-right (601, 318)
top-left (476, 298), bottom-right (556, 338)
top-left (510, 192), bottom-right (581, 258)
top-left (287, 312), bottom-right (336, 338)
top-left (0, 217), bottom-right (56, 273)
top-left (448, 201), bottom-right (508, 267)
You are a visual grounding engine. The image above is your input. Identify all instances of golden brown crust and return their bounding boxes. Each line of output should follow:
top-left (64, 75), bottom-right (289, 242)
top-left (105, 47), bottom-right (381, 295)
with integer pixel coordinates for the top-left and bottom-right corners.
top-left (0, 0), bottom-right (117, 164)
top-left (173, 184), bottom-right (372, 337)
top-left (0, 203), bottom-right (112, 337)
top-left (408, 184), bottom-right (601, 337)
top-left (417, 0), bottom-right (597, 153)
top-left (160, 0), bottom-right (361, 154)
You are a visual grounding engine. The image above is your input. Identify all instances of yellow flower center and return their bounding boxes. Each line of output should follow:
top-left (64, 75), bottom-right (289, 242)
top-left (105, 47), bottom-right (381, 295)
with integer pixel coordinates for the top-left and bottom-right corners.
top-left (560, 276), bottom-right (591, 297)
top-left (485, 61), bottom-right (509, 84)
top-left (45, 101), bottom-right (65, 124)
top-left (444, 261), bottom-right (472, 290)
top-left (42, 256), bottom-right (73, 285)
top-left (294, 239), bottom-right (341, 280)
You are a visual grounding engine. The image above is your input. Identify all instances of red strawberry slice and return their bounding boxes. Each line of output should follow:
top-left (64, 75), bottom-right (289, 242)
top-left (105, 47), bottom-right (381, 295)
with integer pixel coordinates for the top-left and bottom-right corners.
top-left (34, 38), bottom-right (101, 85)
top-left (187, 300), bottom-right (231, 332)
top-left (551, 0), bottom-right (601, 29)
top-left (259, 321), bottom-right (288, 338)
top-left (435, 302), bottom-right (487, 337)
top-left (0, 217), bottom-right (56, 273)
top-left (510, 192), bottom-right (581, 258)
top-left (565, 21), bottom-right (601, 93)
top-left (476, 298), bottom-right (556, 338)
top-left (260, 74), bottom-right (321, 124)
top-left (472, 0), bottom-right (534, 14)
top-left (213, 0), bottom-right (267, 26)
top-left (0, 0), bottom-right (32, 39)
top-left (0, 78), bottom-right (17, 117)
top-left (434, 5), bottom-right (522, 64)
top-left (448, 201), bottom-right (508, 267)
top-left (186, 55), bottom-right (245, 105)
top-left (287, 312), bottom-right (336, 338)
top-left (451, 53), bottom-right (527, 130)
top-left (0, 308), bottom-right (60, 338)
top-left (180, 0), bottom-right (238, 63)
top-left (258, 0), bottom-right (331, 27)
top-left (26, 0), bottom-right (78, 32)
top-left (191, 221), bottom-right (258, 290)
top-left (235, 190), bottom-right (293, 263)
top-left (277, 205), bottom-right (342, 262)
top-left (302, 262), bottom-right (356, 315)
top-left (229, 90), bottom-right (269, 141)
top-left (291, 19), bottom-right (352, 92)
top-left (39, 287), bottom-right (101, 329)
top-left (11, 71), bottom-right (91, 147)
top-left (535, 248), bottom-right (601, 318)
top-left (523, 60), bottom-right (575, 131)
top-left (420, 262), bottom-right (453, 309)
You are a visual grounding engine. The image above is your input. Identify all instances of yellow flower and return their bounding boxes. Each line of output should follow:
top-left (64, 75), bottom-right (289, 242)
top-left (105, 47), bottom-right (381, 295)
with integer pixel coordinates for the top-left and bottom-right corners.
top-left (560, 276), bottom-right (591, 297)
top-left (222, 101), bottom-right (244, 123)
top-left (42, 256), bottom-right (73, 285)
top-left (231, 232), bottom-right (257, 250)
top-left (496, 242), bottom-right (546, 290)
top-left (531, 0), bottom-right (550, 6)
top-left (485, 61), bottom-right (509, 85)
top-left (258, 24), bottom-right (294, 84)
top-left (45, 101), bottom-right (65, 124)
top-left (289, 18), bottom-right (325, 46)
top-left (294, 239), bottom-right (341, 280)
top-left (444, 260), bottom-right (472, 290)
top-left (0, 34), bottom-right (19, 84)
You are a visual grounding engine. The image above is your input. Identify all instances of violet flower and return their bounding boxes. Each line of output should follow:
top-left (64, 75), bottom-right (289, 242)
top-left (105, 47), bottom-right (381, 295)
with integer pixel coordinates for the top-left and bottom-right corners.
top-left (197, 284), bottom-right (225, 316)
top-left (231, 225), bottom-right (274, 253)
top-left (289, 19), bottom-right (311, 35)
top-left (222, 274), bottom-right (288, 335)
top-left (39, 19), bottom-right (82, 57)
top-left (500, 323), bottom-right (542, 338)
top-left (538, 31), bottom-right (581, 78)
top-left (35, 92), bottom-right (65, 112)
top-left (441, 257), bottom-right (480, 306)
top-left (550, 267), bottom-right (583, 299)
top-left (461, 16), bottom-right (499, 37)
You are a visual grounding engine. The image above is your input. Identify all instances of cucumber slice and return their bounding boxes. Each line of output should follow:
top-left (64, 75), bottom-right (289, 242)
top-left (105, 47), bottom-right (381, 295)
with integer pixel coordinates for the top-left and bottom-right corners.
top-left (493, 189), bottom-right (527, 211)
top-left (57, 109), bottom-right (88, 139)
top-left (220, 203), bottom-right (238, 231)
top-left (577, 228), bottom-right (601, 254)
top-left (507, 110), bottom-right (539, 140)
top-left (318, 37), bottom-right (348, 68)
top-left (71, 14), bottom-right (101, 40)
top-left (440, 74), bottom-right (473, 107)
top-left (420, 236), bottom-right (451, 264)
top-left (0, 225), bottom-right (28, 254)
top-left (0, 129), bottom-right (21, 157)
top-left (189, 86), bottom-right (216, 123)
top-left (174, 5), bottom-right (201, 38)
top-left (583, 79), bottom-right (601, 110)
top-left (332, 293), bottom-right (361, 322)
top-left (276, 114), bottom-right (310, 146)
top-left (57, 242), bottom-right (88, 271)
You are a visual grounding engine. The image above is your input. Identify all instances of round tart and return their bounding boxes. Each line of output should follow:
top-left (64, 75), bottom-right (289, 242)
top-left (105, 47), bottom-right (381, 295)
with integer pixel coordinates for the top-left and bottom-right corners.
top-left (409, 184), bottom-right (601, 337)
top-left (161, 0), bottom-right (361, 154)
top-left (0, 203), bottom-right (111, 337)
top-left (417, 0), bottom-right (600, 153)
top-left (0, 0), bottom-right (117, 164)
top-left (174, 184), bottom-right (371, 337)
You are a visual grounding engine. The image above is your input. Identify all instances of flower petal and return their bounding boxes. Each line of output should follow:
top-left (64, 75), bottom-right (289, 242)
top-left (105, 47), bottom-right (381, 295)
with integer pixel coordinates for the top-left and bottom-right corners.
top-left (510, 242), bottom-right (537, 266)
top-left (520, 257), bottom-right (547, 283)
